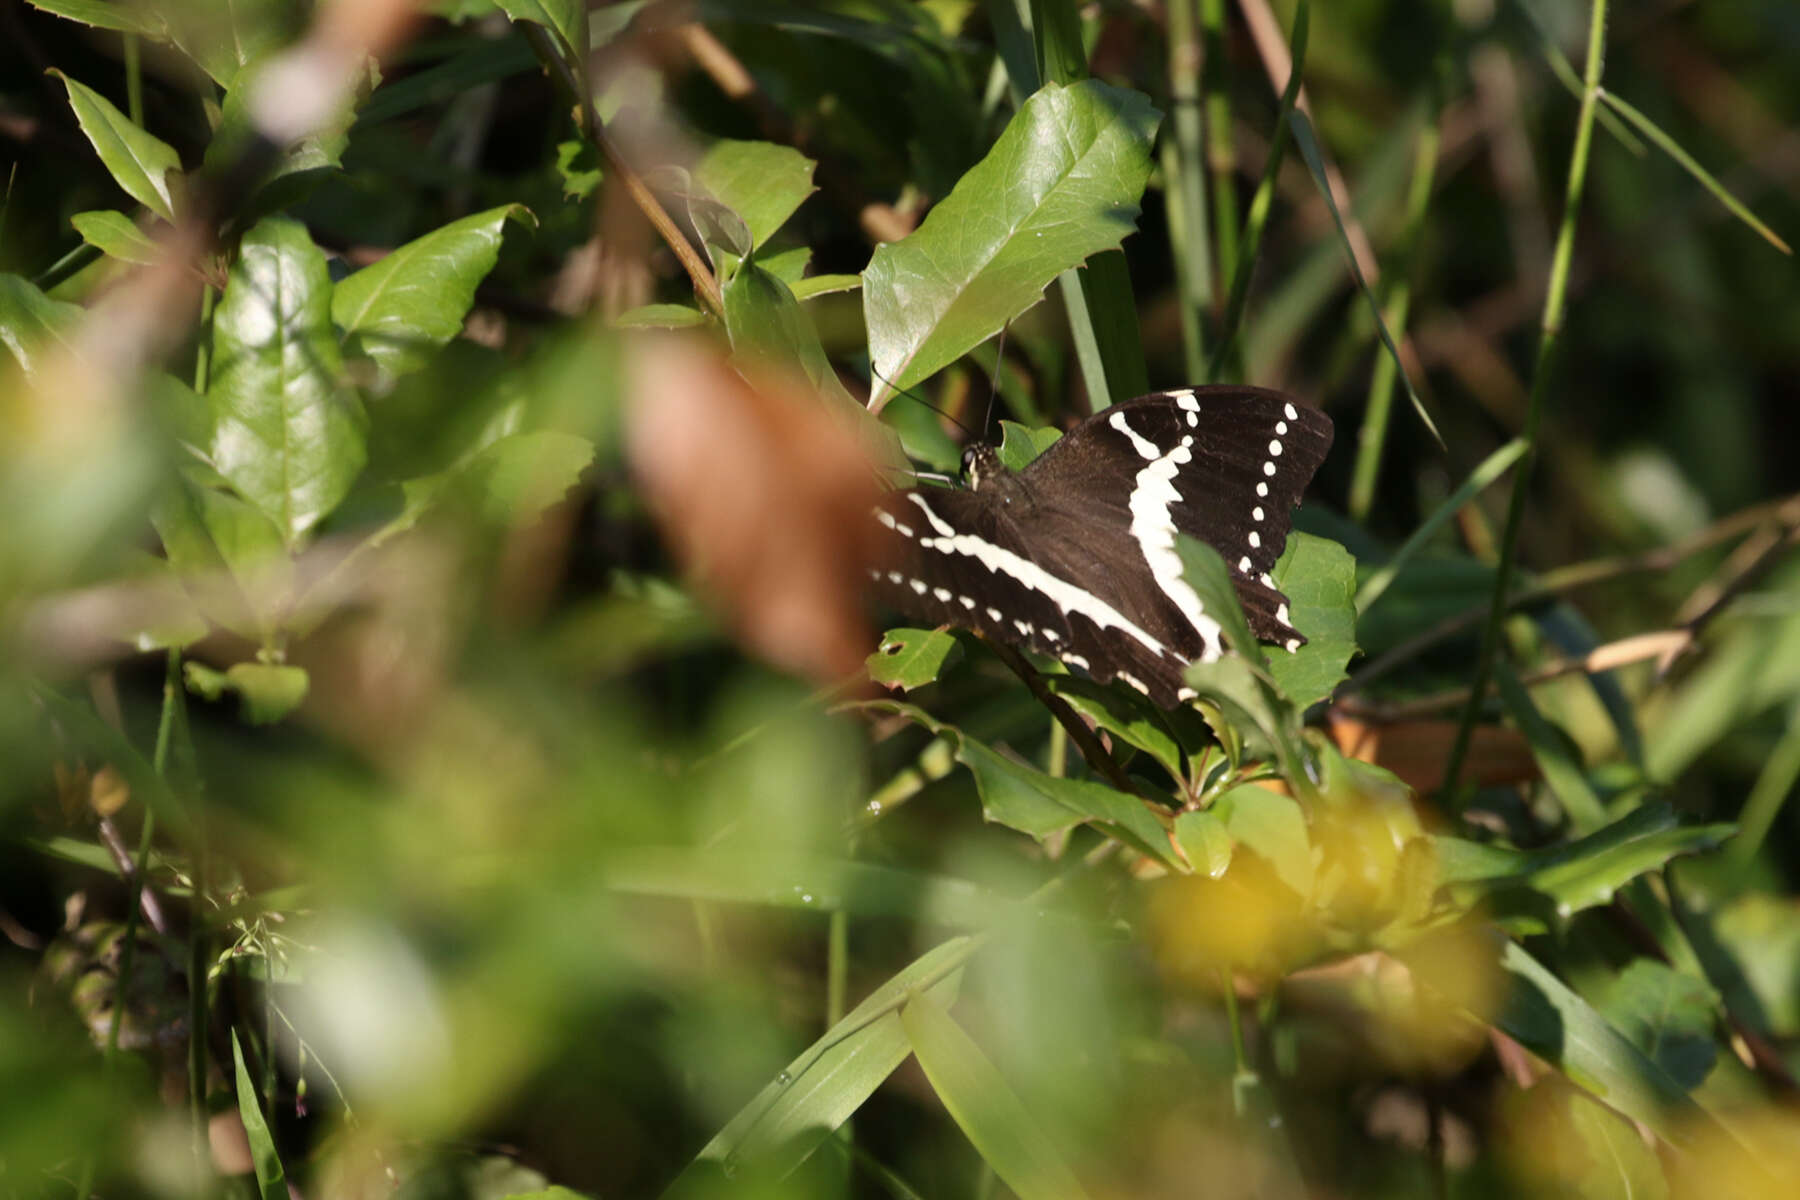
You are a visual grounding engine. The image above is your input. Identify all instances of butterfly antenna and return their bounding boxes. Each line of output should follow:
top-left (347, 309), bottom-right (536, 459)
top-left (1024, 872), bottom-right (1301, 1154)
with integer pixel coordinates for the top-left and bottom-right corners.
top-left (867, 362), bottom-right (978, 441)
top-left (982, 325), bottom-right (1008, 439)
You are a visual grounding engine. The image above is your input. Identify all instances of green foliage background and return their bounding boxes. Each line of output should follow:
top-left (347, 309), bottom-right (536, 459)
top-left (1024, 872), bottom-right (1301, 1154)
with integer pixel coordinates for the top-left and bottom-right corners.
top-left (2, 1), bottom-right (1798, 1197)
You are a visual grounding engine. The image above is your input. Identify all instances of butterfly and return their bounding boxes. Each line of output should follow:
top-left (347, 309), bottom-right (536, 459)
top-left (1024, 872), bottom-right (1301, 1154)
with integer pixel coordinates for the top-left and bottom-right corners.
top-left (868, 386), bottom-right (1333, 707)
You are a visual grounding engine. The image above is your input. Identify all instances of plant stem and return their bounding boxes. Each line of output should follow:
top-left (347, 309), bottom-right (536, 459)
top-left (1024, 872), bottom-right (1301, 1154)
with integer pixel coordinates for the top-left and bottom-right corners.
top-left (1350, 97), bottom-right (1441, 521)
top-left (1442, 0), bottom-right (1610, 802)
top-left (1166, 0), bottom-right (1211, 379)
top-left (1200, 0), bottom-right (1237, 289)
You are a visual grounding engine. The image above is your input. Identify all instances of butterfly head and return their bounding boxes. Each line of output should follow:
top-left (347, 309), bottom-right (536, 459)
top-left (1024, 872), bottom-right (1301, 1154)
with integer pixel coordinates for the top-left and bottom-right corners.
top-left (960, 442), bottom-right (1005, 494)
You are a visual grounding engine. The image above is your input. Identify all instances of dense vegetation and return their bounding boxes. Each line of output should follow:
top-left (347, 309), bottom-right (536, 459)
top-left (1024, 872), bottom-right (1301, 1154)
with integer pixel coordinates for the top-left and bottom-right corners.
top-left (2, 1), bottom-right (1797, 1197)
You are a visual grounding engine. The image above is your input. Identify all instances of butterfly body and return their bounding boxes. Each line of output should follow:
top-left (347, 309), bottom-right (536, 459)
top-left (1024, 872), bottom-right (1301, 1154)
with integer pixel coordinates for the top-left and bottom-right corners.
top-left (870, 386), bottom-right (1333, 707)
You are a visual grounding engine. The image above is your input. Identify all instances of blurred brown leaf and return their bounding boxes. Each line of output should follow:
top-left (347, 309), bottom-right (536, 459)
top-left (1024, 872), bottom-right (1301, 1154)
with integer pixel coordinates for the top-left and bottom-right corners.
top-left (625, 336), bottom-right (885, 689)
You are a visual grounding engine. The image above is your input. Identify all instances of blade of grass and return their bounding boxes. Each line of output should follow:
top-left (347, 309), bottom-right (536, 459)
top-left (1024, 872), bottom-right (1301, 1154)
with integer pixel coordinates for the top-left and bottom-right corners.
top-left (1356, 438), bottom-right (1527, 614)
top-left (1724, 698), bottom-right (1800, 871)
top-left (1165, 0), bottom-right (1211, 380)
top-left (1287, 106), bottom-right (1441, 447)
top-left (1208, 0), bottom-right (1309, 383)
top-left (1444, 0), bottom-right (1610, 801)
top-left (1597, 88), bottom-right (1791, 255)
top-left (901, 987), bottom-right (1092, 1200)
top-left (1507, 0), bottom-right (1646, 157)
top-left (1350, 88), bottom-right (1444, 520)
top-left (1200, 0), bottom-right (1238, 289)
top-left (231, 1030), bottom-right (288, 1200)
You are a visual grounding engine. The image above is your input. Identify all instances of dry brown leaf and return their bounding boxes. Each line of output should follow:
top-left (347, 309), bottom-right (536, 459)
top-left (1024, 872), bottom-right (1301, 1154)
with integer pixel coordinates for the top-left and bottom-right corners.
top-left (626, 336), bottom-right (886, 689)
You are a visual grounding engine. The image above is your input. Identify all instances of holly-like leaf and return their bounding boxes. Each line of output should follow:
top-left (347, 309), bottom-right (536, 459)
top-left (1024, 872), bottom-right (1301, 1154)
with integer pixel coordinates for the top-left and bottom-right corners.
top-left (1266, 532), bottom-right (1357, 711)
top-left (210, 217), bottom-right (367, 547)
top-left (332, 205), bottom-right (531, 378)
top-left (864, 81), bottom-right (1161, 408)
top-left (863, 700), bottom-right (1179, 869)
top-left (50, 71), bottom-right (182, 221)
top-left (868, 627), bottom-right (963, 690)
top-left (1046, 675), bottom-right (1183, 779)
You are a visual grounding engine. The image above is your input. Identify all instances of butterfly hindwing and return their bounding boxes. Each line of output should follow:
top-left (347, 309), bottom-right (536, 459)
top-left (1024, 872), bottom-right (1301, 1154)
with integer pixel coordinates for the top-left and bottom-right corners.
top-left (871, 386), bottom-right (1334, 708)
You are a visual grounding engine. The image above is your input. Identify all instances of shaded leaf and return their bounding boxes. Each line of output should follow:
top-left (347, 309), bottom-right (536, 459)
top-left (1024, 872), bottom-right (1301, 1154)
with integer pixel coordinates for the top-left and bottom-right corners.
top-left (901, 987), bottom-right (1092, 1200)
top-left (1212, 784), bottom-right (1313, 899)
top-left (861, 700), bottom-right (1179, 869)
top-left (1045, 675), bottom-right (1183, 779)
top-left (868, 627), bottom-right (963, 690)
top-left (51, 70), bottom-right (182, 221)
top-left (332, 205), bottom-right (531, 378)
top-left (722, 261), bottom-right (858, 410)
top-left (493, 0), bottom-right (587, 68)
top-left (210, 217), bottom-right (367, 547)
top-left (667, 936), bottom-right (972, 1188)
top-left (1494, 937), bottom-right (1725, 1152)
top-left (230, 1030), bottom-right (287, 1200)
top-left (1593, 959), bottom-right (1718, 1092)
top-left (1493, 663), bottom-right (1607, 832)
top-left (864, 81), bottom-right (1160, 408)
top-left (70, 210), bottom-right (162, 266)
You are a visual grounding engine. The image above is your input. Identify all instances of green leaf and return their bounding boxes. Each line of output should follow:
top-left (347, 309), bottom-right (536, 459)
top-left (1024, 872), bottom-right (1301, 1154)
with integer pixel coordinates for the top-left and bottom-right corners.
top-left (70, 210), bottom-right (162, 266)
top-left (1045, 675), bottom-right (1183, 780)
top-left (554, 138), bottom-right (601, 201)
top-left (1433, 802), bottom-right (1734, 917)
top-left (1175, 536), bottom-right (1264, 668)
top-left (1212, 784), bottom-right (1314, 899)
top-left (692, 140), bottom-right (817, 249)
top-left (1173, 809), bottom-right (1233, 877)
top-left (164, 0), bottom-right (297, 88)
top-left (1597, 89), bottom-right (1791, 256)
top-left (0, 273), bottom-right (84, 377)
top-left (606, 851), bottom-right (1025, 929)
top-left (722, 261), bottom-right (858, 409)
top-left (863, 80), bottom-right (1161, 409)
top-left (1286, 107), bottom-right (1440, 447)
top-left (21, 0), bottom-right (164, 34)
top-left (863, 700), bottom-right (1179, 868)
top-left (1494, 937), bottom-right (1726, 1151)
top-left (494, 0), bottom-right (588, 69)
top-left (868, 627), bottom-right (963, 690)
top-left (152, 477), bottom-right (292, 642)
top-left (332, 205), bottom-right (531, 378)
top-left (505, 1190), bottom-right (593, 1200)
top-left (50, 70), bottom-right (183, 221)
top-left (186, 662), bottom-right (310, 725)
top-left (611, 303), bottom-right (708, 329)
top-left (230, 1030), bottom-right (287, 1200)
top-left (667, 936), bottom-right (972, 1188)
top-left (789, 273), bottom-right (861, 301)
top-left (900, 987), bottom-right (1092, 1200)
top-left (995, 421), bottom-right (1062, 472)
top-left (1492, 663), bottom-right (1607, 833)
top-left (1265, 532), bottom-right (1357, 711)
top-left (1565, 1093), bottom-right (1670, 1200)
top-left (211, 217), bottom-right (367, 547)
top-left (1356, 439), bottom-right (1526, 615)
top-left (1593, 959), bottom-right (1718, 1092)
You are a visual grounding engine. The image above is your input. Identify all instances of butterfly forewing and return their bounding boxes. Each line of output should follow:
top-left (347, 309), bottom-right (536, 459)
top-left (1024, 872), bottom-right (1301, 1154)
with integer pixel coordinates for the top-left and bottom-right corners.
top-left (870, 386), bottom-right (1334, 707)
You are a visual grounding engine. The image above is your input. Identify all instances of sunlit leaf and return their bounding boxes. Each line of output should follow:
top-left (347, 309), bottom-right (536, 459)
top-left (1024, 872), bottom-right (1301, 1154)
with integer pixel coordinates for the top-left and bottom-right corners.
top-left (1266, 532), bottom-right (1357, 710)
top-left (232, 1031), bottom-right (287, 1200)
top-left (210, 217), bottom-right (367, 547)
top-left (332, 205), bottom-right (532, 378)
top-left (864, 80), bottom-right (1160, 408)
top-left (868, 627), bottom-right (963, 690)
top-left (0, 273), bottom-right (84, 377)
top-left (70, 210), bottom-right (163, 266)
top-left (693, 140), bottom-right (817, 249)
top-left (50, 71), bottom-right (182, 221)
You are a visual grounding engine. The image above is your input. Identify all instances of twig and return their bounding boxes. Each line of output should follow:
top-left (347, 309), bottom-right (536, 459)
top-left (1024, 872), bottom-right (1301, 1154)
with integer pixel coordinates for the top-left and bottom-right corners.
top-left (1340, 629), bottom-right (1690, 723)
top-left (519, 24), bottom-right (723, 316)
top-left (981, 639), bottom-right (1145, 799)
top-left (1340, 491), bottom-right (1800, 697)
